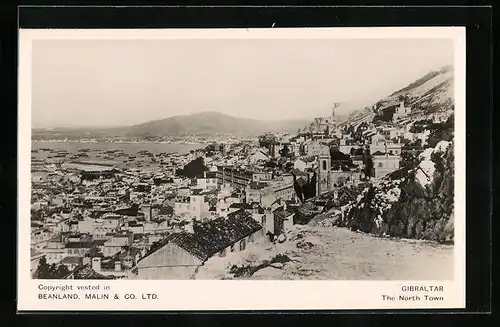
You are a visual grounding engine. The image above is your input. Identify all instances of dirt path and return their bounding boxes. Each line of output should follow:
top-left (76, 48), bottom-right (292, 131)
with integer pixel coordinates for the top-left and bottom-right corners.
top-left (195, 225), bottom-right (454, 280)
top-left (249, 226), bottom-right (454, 280)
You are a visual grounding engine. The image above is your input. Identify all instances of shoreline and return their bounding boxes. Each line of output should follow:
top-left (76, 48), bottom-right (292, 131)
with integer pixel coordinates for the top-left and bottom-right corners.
top-left (31, 140), bottom-right (206, 145)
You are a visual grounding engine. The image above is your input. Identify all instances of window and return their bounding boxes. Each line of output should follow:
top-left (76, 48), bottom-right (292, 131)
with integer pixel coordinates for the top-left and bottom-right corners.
top-left (230, 244), bottom-right (235, 252)
top-left (378, 162), bottom-right (383, 168)
top-left (322, 161), bottom-right (327, 170)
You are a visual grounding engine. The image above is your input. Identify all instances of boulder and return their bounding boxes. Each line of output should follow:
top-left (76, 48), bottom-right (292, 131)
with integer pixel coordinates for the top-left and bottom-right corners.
top-left (277, 234), bottom-right (287, 243)
top-left (296, 240), bottom-right (314, 250)
top-left (270, 262), bottom-right (284, 269)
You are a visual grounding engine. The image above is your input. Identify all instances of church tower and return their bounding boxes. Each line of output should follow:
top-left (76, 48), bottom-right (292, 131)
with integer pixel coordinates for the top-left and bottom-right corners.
top-left (317, 152), bottom-right (331, 195)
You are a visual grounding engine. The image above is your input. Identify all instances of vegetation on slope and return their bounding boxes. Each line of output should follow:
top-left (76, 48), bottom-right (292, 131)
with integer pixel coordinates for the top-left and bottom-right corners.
top-left (340, 139), bottom-right (454, 243)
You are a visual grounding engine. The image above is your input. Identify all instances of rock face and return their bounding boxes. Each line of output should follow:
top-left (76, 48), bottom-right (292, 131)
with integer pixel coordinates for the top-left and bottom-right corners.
top-left (340, 140), bottom-right (454, 243)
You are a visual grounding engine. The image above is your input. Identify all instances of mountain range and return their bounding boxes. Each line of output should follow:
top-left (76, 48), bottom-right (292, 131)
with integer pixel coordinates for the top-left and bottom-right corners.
top-left (32, 112), bottom-right (310, 138)
top-left (121, 111), bottom-right (309, 137)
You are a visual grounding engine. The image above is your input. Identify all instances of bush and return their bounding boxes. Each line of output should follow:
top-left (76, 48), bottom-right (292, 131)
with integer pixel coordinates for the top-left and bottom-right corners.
top-left (179, 157), bottom-right (208, 178)
top-left (34, 257), bottom-right (70, 279)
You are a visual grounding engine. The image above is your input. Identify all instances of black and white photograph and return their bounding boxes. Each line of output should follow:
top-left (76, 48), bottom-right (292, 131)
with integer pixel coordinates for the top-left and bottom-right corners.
top-left (18, 27), bottom-right (466, 310)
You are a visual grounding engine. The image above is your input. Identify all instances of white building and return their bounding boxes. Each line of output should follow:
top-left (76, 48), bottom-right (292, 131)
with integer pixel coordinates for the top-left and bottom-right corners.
top-left (393, 101), bottom-right (411, 121)
top-left (174, 197), bottom-right (191, 218)
top-left (189, 194), bottom-right (210, 221)
top-left (196, 177), bottom-right (218, 190)
top-left (373, 154), bottom-right (401, 179)
top-left (102, 236), bottom-right (130, 257)
top-left (370, 134), bottom-right (402, 156)
top-left (77, 217), bottom-right (95, 234)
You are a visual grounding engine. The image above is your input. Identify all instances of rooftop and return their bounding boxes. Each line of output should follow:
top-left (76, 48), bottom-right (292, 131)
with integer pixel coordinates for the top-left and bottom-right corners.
top-left (65, 241), bottom-right (94, 249)
top-left (67, 264), bottom-right (114, 280)
top-left (60, 256), bottom-right (82, 265)
top-left (273, 206), bottom-right (295, 220)
top-left (140, 209), bottom-right (262, 263)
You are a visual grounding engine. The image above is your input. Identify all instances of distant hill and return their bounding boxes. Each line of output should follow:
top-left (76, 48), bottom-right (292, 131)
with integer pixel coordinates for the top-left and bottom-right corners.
top-left (123, 111), bottom-right (309, 137)
top-left (33, 112), bottom-right (310, 138)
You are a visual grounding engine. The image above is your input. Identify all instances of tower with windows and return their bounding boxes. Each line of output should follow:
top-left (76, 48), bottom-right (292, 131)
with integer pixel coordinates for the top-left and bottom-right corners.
top-left (317, 152), bottom-right (331, 195)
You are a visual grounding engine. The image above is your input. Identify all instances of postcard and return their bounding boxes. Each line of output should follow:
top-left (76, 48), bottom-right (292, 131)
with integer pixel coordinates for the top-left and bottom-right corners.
top-left (18, 26), bottom-right (465, 311)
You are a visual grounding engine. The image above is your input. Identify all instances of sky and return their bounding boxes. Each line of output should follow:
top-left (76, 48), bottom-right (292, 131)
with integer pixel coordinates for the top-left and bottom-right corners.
top-left (31, 37), bottom-right (454, 128)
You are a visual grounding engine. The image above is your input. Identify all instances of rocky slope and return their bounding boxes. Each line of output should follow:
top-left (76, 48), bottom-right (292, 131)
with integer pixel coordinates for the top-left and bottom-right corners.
top-left (338, 139), bottom-right (454, 243)
top-left (369, 65), bottom-right (454, 124)
top-left (316, 65), bottom-right (456, 243)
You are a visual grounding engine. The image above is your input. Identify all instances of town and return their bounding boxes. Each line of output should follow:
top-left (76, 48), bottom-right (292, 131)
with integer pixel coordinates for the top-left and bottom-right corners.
top-left (30, 94), bottom-right (453, 281)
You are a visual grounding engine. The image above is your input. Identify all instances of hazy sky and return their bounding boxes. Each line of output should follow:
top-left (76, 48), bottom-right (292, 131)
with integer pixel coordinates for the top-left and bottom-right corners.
top-left (31, 38), bottom-right (453, 128)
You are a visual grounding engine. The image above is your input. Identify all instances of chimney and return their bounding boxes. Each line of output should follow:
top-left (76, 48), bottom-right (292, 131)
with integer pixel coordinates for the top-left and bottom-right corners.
top-left (91, 257), bottom-right (101, 272)
top-left (185, 220), bottom-right (194, 233)
top-left (265, 209), bottom-right (274, 234)
top-left (114, 261), bottom-right (122, 272)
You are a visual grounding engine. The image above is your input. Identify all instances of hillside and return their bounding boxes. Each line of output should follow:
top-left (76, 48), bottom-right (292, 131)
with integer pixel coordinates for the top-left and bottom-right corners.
top-left (298, 65), bottom-right (456, 244)
top-left (318, 65), bottom-right (454, 130)
top-left (126, 111), bottom-right (309, 137)
top-left (335, 139), bottom-right (454, 243)
top-left (374, 65), bottom-right (454, 121)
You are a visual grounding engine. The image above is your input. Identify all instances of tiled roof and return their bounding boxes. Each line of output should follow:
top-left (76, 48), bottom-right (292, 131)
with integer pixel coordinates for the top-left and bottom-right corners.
top-left (173, 210), bottom-right (262, 261)
top-left (290, 169), bottom-right (307, 177)
top-left (91, 239), bottom-right (106, 246)
top-left (141, 209), bottom-right (261, 263)
top-left (273, 206), bottom-right (295, 220)
top-left (67, 264), bottom-right (114, 280)
top-left (65, 241), bottom-right (94, 249)
top-left (228, 203), bottom-right (254, 210)
top-left (248, 182), bottom-right (267, 190)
